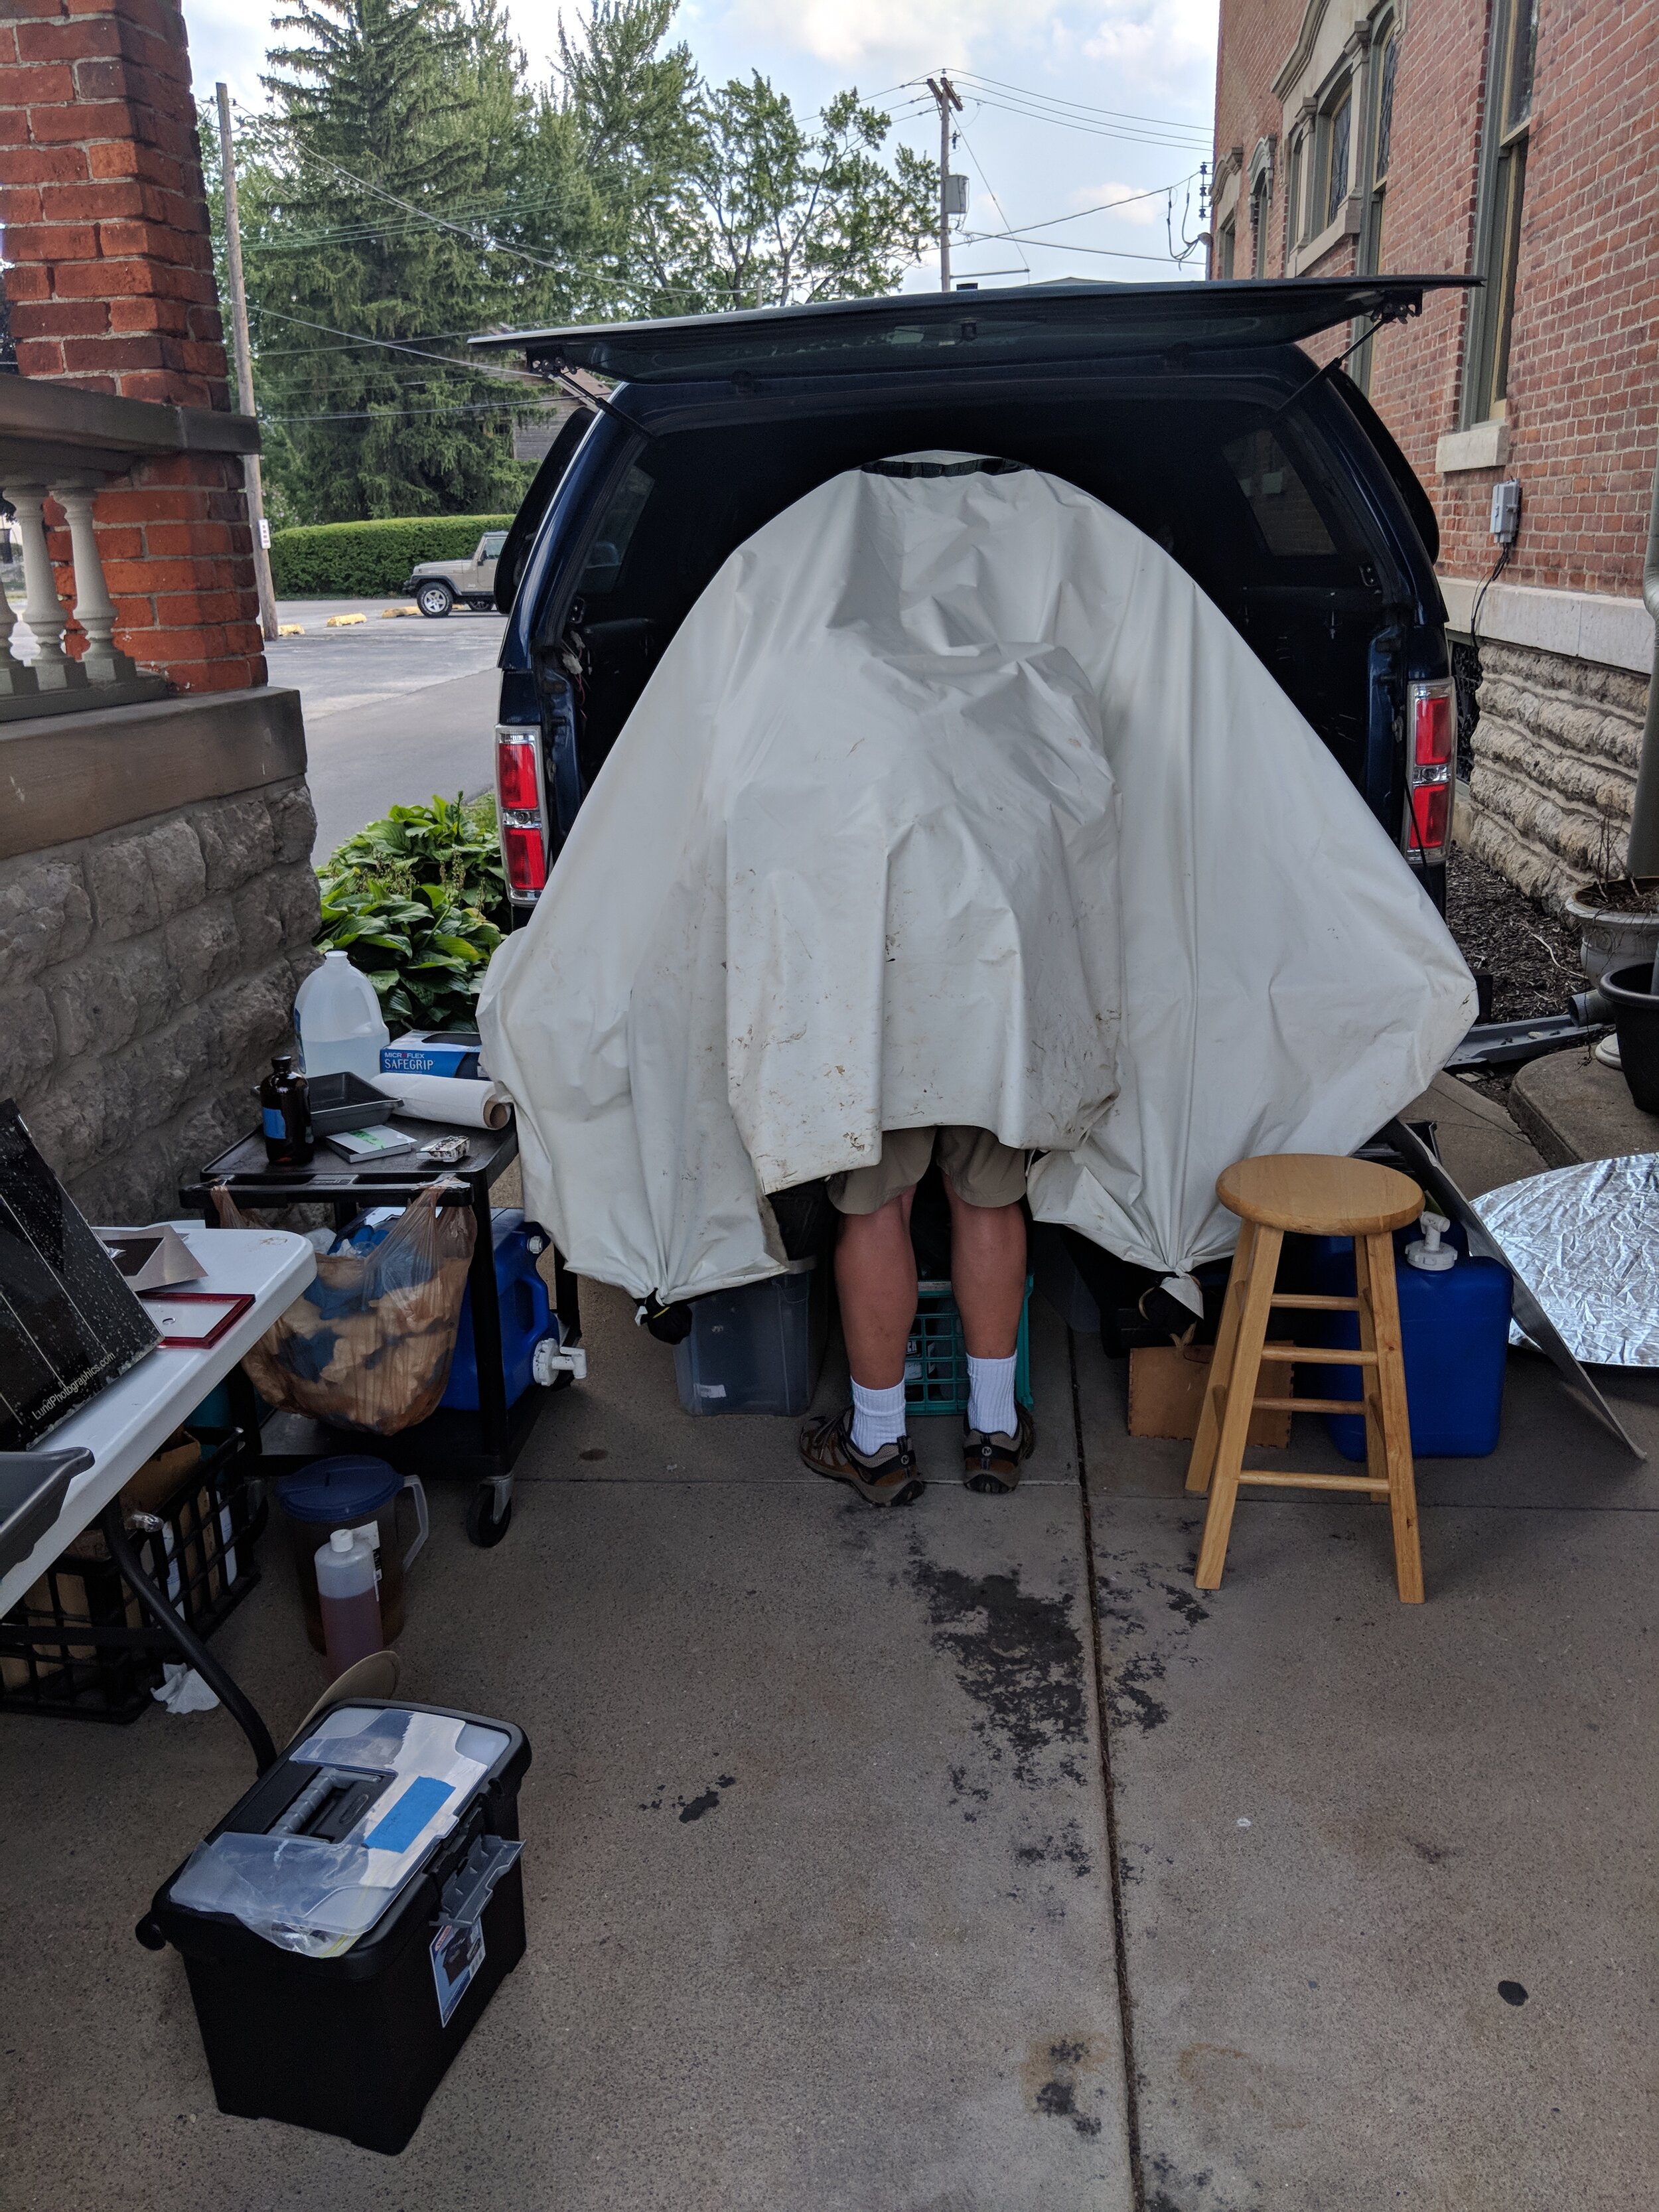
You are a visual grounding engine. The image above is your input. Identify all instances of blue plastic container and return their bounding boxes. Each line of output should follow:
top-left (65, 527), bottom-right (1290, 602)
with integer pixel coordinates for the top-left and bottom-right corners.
top-left (1306, 1226), bottom-right (1511, 1459)
top-left (440, 1209), bottom-right (554, 1412)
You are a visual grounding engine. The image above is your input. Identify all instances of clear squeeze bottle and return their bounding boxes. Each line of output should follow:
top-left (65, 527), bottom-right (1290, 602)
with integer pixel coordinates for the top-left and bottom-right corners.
top-left (315, 1528), bottom-right (384, 1677)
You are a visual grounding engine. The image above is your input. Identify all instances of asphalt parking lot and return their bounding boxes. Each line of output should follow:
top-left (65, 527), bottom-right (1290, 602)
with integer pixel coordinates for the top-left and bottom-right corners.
top-left (268, 597), bottom-right (506, 859)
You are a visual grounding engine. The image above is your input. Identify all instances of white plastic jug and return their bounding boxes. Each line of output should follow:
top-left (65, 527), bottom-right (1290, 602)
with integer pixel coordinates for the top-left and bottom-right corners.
top-left (315, 1528), bottom-right (384, 1677)
top-left (295, 950), bottom-right (391, 1083)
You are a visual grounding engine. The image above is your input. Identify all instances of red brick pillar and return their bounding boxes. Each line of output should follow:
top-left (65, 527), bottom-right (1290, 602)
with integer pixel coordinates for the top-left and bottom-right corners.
top-left (0, 0), bottom-right (266, 690)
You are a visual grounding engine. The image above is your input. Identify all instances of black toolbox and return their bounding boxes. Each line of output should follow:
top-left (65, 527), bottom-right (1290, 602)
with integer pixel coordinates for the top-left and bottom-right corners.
top-left (145, 1701), bottom-right (530, 2154)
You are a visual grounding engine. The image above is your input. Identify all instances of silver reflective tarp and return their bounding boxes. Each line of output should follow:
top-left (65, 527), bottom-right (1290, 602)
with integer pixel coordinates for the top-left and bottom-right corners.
top-left (1473, 1153), bottom-right (1659, 1367)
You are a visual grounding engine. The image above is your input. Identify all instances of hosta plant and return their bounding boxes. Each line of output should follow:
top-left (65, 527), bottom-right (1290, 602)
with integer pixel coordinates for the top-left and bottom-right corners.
top-left (316, 794), bottom-right (508, 1032)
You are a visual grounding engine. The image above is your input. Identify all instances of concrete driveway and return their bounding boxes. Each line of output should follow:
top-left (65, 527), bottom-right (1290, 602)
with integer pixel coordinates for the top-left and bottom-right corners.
top-left (0, 1101), bottom-right (1653, 2209)
top-left (268, 598), bottom-right (506, 860)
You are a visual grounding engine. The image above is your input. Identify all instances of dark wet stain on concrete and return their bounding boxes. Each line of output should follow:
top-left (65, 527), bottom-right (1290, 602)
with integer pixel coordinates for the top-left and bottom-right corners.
top-left (906, 1556), bottom-right (1086, 1778)
top-left (654, 1775), bottom-right (737, 1822)
top-left (1035, 2077), bottom-right (1102, 2136)
top-left (1408, 1836), bottom-right (1462, 1866)
top-left (578, 1446), bottom-right (608, 1461)
top-left (1164, 1584), bottom-right (1210, 1626)
top-left (1144, 2151), bottom-right (1250, 2211)
top-left (946, 1763), bottom-right (991, 1822)
top-left (1093, 1552), bottom-right (1220, 1734)
top-left (1110, 1646), bottom-right (1171, 1733)
top-left (1014, 1818), bottom-right (1093, 1878)
top-left (1021, 2033), bottom-right (1110, 2139)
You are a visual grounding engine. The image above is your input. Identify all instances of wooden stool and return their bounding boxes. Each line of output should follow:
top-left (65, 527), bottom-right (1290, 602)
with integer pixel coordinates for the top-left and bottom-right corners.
top-left (1185, 1154), bottom-right (1426, 1603)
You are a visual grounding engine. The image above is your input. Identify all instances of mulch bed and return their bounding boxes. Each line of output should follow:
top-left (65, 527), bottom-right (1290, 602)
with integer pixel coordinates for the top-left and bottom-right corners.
top-left (1444, 846), bottom-right (1581, 1021)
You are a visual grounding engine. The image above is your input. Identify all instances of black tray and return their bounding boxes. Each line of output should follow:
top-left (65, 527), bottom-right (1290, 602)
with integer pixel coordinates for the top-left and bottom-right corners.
top-left (302, 1071), bottom-right (397, 1134)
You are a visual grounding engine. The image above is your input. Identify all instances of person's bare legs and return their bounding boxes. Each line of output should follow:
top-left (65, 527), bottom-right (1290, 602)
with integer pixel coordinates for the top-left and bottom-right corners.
top-left (835, 1187), bottom-right (917, 1389)
top-left (945, 1179), bottom-right (1026, 1358)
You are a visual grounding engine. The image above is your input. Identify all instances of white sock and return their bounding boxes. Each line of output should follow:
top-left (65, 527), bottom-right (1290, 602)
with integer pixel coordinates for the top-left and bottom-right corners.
top-left (967, 1353), bottom-right (1017, 1438)
top-left (851, 1378), bottom-right (908, 1455)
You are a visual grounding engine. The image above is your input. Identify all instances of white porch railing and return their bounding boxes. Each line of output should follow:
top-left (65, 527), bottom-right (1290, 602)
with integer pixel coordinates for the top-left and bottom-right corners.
top-left (0, 376), bottom-right (261, 722)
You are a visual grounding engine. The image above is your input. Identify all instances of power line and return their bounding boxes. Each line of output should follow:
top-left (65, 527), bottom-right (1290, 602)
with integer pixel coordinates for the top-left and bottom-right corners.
top-left (950, 115), bottom-right (1031, 280)
top-left (295, 147), bottom-right (577, 275)
top-left (250, 303), bottom-right (540, 380)
top-left (265, 396), bottom-right (536, 423)
top-left (960, 94), bottom-right (1210, 151)
top-left (946, 70), bottom-right (1212, 137)
top-left (961, 171), bottom-right (1199, 247)
top-left (966, 235), bottom-right (1198, 265)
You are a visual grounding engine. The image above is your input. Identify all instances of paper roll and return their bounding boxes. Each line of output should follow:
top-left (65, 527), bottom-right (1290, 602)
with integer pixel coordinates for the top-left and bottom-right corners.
top-left (372, 1073), bottom-right (514, 1131)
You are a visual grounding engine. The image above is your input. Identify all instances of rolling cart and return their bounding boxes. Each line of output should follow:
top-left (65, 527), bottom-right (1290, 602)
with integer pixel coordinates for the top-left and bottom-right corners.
top-left (182, 1113), bottom-right (581, 1547)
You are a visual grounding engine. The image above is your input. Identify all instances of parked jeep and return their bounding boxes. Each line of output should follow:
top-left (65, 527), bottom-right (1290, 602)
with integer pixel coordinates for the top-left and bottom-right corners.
top-left (405, 530), bottom-right (508, 617)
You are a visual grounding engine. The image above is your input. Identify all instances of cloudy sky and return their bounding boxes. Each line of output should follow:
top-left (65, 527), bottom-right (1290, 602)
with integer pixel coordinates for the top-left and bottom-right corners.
top-left (182, 0), bottom-right (1220, 290)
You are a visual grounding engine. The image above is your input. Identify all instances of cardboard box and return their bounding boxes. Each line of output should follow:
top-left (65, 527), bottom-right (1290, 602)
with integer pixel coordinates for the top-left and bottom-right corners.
top-left (1127, 1341), bottom-right (1294, 1448)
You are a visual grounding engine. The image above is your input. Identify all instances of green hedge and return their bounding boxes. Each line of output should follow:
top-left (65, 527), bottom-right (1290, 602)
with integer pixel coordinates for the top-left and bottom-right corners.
top-left (269, 514), bottom-right (515, 598)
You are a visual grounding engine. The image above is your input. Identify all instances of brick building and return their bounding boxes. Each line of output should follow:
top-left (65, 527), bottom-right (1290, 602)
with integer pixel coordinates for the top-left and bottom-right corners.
top-left (1210, 0), bottom-right (1658, 902)
top-left (0, 1), bottom-right (315, 1222)
top-left (0, 0), bottom-right (265, 690)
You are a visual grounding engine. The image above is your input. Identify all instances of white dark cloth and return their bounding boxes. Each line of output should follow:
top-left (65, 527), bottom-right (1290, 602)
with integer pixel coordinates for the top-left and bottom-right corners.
top-left (480, 463), bottom-right (1475, 1305)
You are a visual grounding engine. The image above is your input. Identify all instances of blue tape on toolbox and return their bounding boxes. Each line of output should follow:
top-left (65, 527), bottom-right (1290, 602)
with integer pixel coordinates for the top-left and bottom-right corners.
top-left (364, 1775), bottom-right (454, 1852)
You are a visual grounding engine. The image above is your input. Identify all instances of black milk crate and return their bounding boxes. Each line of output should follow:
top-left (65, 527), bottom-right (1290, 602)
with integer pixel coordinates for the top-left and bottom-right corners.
top-left (0, 1426), bottom-right (265, 1725)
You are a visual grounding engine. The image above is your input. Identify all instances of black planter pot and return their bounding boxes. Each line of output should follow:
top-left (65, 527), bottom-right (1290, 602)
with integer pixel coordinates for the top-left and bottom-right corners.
top-left (1601, 963), bottom-right (1659, 1114)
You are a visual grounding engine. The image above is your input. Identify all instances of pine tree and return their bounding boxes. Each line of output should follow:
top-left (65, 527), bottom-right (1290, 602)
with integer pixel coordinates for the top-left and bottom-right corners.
top-left (229, 1), bottom-right (938, 524)
top-left (248, 0), bottom-right (551, 521)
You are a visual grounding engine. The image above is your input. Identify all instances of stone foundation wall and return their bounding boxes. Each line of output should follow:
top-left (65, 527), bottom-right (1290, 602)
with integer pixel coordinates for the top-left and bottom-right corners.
top-left (1463, 638), bottom-right (1651, 909)
top-left (0, 778), bottom-right (321, 1222)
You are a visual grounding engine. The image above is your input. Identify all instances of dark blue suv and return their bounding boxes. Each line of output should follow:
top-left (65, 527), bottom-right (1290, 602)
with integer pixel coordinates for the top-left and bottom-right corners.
top-left (474, 276), bottom-right (1468, 921)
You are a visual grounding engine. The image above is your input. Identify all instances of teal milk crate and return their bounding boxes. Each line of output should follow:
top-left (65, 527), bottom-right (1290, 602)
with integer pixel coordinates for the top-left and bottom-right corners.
top-left (904, 1278), bottom-right (1033, 1418)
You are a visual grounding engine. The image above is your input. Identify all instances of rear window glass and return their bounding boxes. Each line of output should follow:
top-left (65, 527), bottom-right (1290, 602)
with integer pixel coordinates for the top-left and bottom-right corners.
top-left (578, 463), bottom-right (655, 595)
top-left (1223, 429), bottom-right (1334, 557)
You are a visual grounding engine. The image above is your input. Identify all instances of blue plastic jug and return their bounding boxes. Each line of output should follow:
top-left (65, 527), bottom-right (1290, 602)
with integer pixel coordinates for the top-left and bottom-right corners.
top-left (440, 1209), bottom-right (554, 1411)
top-left (1305, 1225), bottom-right (1511, 1459)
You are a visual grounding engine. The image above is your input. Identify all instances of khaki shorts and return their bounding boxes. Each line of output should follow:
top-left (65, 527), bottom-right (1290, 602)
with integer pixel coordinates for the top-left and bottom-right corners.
top-left (827, 1126), bottom-right (1029, 1216)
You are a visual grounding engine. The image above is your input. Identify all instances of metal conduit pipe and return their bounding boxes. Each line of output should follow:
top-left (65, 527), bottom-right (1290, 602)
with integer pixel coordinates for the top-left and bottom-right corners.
top-left (1624, 445), bottom-right (1659, 875)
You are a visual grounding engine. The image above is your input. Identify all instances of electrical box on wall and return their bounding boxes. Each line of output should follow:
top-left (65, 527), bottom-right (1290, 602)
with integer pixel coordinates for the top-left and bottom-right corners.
top-left (1490, 480), bottom-right (1522, 544)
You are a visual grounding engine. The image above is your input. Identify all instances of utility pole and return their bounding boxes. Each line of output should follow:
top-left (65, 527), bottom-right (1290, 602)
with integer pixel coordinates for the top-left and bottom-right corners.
top-left (215, 83), bottom-right (279, 644)
top-left (926, 73), bottom-right (964, 293)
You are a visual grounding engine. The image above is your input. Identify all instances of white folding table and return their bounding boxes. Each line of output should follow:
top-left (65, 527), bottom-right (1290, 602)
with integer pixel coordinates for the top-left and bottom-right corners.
top-left (1, 1222), bottom-right (315, 1767)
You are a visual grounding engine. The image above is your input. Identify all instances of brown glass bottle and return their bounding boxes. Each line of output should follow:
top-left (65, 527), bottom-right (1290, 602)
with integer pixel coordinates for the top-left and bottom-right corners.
top-left (259, 1053), bottom-right (314, 1165)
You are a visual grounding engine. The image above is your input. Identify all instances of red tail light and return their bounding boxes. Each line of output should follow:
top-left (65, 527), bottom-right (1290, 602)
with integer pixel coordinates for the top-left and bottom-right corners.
top-left (1410, 782), bottom-right (1449, 851)
top-left (502, 822), bottom-right (547, 895)
top-left (1413, 689), bottom-right (1453, 766)
top-left (496, 731), bottom-right (540, 810)
top-left (1403, 679), bottom-right (1455, 865)
top-left (495, 724), bottom-right (548, 902)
